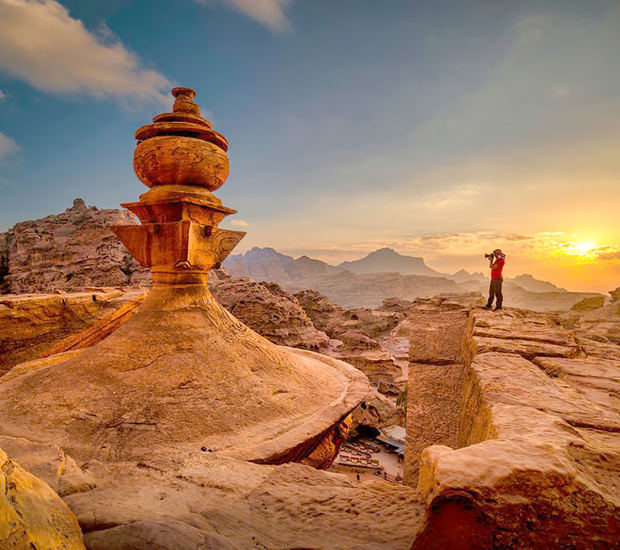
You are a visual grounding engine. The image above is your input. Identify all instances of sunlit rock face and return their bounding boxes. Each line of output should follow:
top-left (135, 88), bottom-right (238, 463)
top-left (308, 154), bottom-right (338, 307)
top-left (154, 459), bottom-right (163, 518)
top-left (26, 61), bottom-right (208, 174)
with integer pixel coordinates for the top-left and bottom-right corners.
top-left (0, 447), bottom-right (85, 549)
top-left (404, 300), bottom-right (620, 548)
top-left (0, 88), bottom-right (369, 470)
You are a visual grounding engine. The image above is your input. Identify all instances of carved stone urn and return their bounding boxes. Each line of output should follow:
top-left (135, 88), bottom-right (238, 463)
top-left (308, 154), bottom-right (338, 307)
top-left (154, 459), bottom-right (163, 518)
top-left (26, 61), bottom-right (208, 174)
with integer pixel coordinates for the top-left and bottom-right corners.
top-left (133, 87), bottom-right (229, 191)
top-left (112, 87), bottom-right (244, 286)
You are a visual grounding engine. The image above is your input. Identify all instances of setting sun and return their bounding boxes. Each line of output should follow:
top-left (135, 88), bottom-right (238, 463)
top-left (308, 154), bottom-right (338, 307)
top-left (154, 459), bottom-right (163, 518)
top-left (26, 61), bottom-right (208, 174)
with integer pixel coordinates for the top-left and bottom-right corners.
top-left (570, 240), bottom-right (598, 257)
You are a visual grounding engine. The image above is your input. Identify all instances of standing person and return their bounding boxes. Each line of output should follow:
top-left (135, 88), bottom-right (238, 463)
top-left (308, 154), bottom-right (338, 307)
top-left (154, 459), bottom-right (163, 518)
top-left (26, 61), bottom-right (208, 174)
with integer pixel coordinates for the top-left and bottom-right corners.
top-left (483, 249), bottom-right (505, 310)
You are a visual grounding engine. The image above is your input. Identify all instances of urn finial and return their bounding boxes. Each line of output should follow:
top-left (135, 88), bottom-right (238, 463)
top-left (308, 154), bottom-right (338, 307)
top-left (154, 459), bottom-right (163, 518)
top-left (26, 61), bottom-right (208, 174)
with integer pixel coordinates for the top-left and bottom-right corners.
top-left (112, 87), bottom-right (245, 286)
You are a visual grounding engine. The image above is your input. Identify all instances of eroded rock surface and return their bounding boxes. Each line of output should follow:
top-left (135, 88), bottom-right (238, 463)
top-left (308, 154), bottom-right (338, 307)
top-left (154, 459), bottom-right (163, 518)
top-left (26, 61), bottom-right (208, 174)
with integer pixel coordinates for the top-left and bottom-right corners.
top-left (560, 294), bottom-right (620, 345)
top-left (0, 447), bottom-right (85, 549)
top-left (296, 289), bottom-right (404, 394)
top-left (0, 289), bottom-right (142, 374)
top-left (405, 303), bottom-right (620, 548)
top-left (210, 278), bottom-right (329, 351)
top-left (1, 199), bottom-right (150, 294)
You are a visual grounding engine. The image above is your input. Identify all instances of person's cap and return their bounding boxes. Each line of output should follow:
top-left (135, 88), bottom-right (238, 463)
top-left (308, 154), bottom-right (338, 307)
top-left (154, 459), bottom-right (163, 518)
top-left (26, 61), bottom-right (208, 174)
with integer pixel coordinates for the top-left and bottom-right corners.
top-left (493, 249), bottom-right (502, 254)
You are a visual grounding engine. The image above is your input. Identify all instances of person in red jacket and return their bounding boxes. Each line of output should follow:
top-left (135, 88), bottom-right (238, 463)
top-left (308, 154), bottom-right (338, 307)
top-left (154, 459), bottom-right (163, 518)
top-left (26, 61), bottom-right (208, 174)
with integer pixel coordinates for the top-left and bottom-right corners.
top-left (483, 249), bottom-right (505, 310)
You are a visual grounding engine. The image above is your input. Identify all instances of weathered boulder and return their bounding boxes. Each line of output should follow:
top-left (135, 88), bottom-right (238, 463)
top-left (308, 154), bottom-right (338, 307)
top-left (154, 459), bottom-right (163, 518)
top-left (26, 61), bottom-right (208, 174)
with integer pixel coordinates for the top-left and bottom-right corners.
top-left (0, 447), bottom-right (85, 549)
top-left (0, 435), bottom-right (96, 497)
top-left (610, 286), bottom-right (620, 303)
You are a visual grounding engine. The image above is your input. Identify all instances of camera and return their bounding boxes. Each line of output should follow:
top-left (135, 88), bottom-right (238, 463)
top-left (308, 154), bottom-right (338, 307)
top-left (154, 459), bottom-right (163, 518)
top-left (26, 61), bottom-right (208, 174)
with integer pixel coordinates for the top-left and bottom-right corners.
top-left (484, 253), bottom-right (494, 260)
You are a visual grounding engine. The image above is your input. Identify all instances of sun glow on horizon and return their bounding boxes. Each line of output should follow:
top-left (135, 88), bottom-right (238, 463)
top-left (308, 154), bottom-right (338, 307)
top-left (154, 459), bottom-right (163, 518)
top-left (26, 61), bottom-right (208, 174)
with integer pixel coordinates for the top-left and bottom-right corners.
top-left (566, 240), bottom-right (599, 259)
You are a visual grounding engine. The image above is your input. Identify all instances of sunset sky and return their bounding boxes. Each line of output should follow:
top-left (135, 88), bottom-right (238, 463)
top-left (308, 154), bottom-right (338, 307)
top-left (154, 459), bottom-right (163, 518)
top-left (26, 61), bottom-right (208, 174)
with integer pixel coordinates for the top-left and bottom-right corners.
top-left (0, 0), bottom-right (618, 292)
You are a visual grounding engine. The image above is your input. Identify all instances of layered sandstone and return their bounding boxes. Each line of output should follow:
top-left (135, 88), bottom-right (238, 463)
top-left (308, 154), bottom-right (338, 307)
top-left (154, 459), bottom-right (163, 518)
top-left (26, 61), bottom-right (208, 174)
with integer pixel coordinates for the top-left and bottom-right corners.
top-left (404, 301), bottom-right (620, 548)
top-left (1, 199), bottom-right (150, 294)
top-left (0, 289), bottom-right (142, 374)
top-left (210, 278), bottom-right (329, 351)
top-left (296, 288), bottom-right (404, 393)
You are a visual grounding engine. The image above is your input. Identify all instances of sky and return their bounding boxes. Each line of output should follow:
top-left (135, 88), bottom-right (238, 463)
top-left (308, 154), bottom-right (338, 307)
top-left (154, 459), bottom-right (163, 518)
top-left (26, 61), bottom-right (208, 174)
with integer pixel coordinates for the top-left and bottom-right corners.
top-left (0, 0), bottom-right (618, 293)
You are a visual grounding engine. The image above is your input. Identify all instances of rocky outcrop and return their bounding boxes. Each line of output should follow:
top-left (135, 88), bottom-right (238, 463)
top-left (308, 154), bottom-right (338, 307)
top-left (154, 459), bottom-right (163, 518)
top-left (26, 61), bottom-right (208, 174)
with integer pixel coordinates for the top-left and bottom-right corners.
top-left (570, 295), bottom-right (606, 311)
top-left (296, 289), bottom-right (404, 393)
top-left (404, 303), bottom-right (620, 548)
top-left (350, 388), bottom-right (403, 435)
top-left (0, 289), bottom-right (141, 374)
top-left (330, 329), bottom-right (404, 395)
top-left (2, 199), bottom-right (150, 294)
top-left (210, 278), bottom-right (329, 351)
top-left (0, 446), bottom-right (85, 549)
top-left (560, 289), bottom-right (620, 345)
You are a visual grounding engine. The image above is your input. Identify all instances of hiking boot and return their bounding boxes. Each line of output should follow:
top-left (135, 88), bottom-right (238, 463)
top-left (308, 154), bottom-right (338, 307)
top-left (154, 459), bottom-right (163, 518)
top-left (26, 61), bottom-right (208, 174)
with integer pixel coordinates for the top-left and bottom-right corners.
top-left (494, 306), bottom-right (502, 311)
top-left (482, 305), bottom-right (492, 310)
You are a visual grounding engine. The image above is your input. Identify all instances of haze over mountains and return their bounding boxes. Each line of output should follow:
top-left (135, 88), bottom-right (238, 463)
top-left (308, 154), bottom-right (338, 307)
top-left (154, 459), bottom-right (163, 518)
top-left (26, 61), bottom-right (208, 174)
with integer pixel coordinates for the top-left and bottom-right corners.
top-left (337, 248), bottom-right (441, 276)
top-left (224, 247), bottom-right (595, 310)
top-left (0, 200), bottom-right (600, 311)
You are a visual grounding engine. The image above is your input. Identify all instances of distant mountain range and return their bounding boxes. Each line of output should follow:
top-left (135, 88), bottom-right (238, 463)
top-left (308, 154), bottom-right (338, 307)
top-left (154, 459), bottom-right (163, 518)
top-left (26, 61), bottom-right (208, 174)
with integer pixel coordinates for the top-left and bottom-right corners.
top-left (224, 247), bottom-right (597, 310)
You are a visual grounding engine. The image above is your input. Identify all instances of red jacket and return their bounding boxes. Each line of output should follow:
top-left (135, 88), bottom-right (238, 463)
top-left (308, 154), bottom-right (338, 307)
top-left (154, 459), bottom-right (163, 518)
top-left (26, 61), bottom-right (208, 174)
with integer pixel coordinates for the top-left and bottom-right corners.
top-left (491, 257), bottom-right (505, 279)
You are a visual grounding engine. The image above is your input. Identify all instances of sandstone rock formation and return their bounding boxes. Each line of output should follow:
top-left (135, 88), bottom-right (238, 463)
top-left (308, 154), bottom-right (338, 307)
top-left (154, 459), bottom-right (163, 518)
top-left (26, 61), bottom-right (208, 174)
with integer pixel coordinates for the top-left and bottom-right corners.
top-left (404, 301), bottom-right (620, 548)
top-left (0, 87), bottom-right (368, 473)
top-left (560, 289), bottom-right (620, 345)
top-left (1, 199), bottom-right (150, 294)
top-left (296, 288), bottom-right (404, 394)
top-left (0, 446), bottom-right (85, 549)
top-left (210, 278), bottom-right (329, 351)
top-left (570, 295), bottom-right (607, 311)
top-left (0, 289), bottom-right (141, 374)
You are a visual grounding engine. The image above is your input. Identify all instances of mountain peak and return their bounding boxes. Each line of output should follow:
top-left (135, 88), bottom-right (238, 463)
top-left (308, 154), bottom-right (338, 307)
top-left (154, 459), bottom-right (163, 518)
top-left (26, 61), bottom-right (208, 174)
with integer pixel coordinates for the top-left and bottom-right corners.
top-left (337, 248), bottom-right (438, 276)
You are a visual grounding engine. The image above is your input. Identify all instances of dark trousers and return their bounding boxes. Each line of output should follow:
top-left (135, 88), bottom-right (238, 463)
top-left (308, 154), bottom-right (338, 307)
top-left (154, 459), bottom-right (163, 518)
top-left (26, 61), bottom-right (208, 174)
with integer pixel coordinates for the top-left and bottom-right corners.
top-left (487, 278), bottom-right (503, 308)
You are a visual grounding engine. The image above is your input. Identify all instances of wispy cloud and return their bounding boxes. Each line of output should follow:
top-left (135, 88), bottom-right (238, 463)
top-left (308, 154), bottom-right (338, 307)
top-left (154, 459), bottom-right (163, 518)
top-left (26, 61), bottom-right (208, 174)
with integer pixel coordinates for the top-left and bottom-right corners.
top-left (0, 89), bottom-right (6, 101)
top-left (230, 219), bottom-right (249, 226)
top-left (0, 131), bottom-right (19, 160)
top-left (0, 0), bottom-right (170, 102)
top-left (195, 0), bottom-right (292, 31)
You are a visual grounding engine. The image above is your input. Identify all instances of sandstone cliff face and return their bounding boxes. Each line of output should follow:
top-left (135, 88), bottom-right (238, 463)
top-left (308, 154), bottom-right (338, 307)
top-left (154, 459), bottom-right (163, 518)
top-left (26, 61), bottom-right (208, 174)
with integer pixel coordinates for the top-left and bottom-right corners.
top-left (404, 300), bottom-right (620, 548)
top-left (0, 289), bottom-right (138, 374)
top-left (2, 199), bottom-right (150, 294)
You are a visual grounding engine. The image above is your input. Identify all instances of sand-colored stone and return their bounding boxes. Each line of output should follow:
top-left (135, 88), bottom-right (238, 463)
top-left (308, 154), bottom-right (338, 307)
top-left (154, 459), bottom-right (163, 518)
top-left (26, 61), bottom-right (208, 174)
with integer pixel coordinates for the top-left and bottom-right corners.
top-left (404, 306), bottom-right (471, 485)
top-left (1, 199), bottom-right (150, 294)
top-left (0, 289), bottom-right (138, 374)
top-left (0, 285), bottom-right (368, 466)
top-left (0, 447), bottom-right (85, 550)
top-left (405, 303), bottom-right (620, 548)
top-left (570, 295), bottom-right (606, 311)
top-left (0, 435), bottom-right (95, 498)
top-left (62, 454), bottom-right (425, 550)
top-left (210, 278), bottom-right (329, 350)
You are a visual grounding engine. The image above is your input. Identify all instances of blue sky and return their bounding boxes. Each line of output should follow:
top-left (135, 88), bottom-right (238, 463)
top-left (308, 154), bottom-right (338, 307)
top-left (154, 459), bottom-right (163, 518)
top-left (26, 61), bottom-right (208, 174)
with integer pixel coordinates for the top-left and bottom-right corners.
top-left (0, 0), bottom-right (619, 291)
